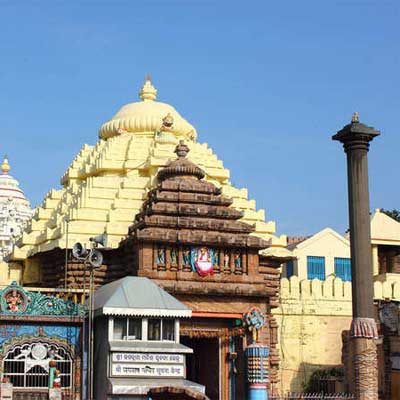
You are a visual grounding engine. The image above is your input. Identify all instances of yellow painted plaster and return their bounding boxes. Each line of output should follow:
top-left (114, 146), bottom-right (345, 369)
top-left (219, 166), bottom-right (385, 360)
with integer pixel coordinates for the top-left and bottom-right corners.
top-left (275, 276), bottom-right (400, 393)
top-left (11, 78), bottom-right (285, 266)
top-left (371, 208), bottom-right (400, 246)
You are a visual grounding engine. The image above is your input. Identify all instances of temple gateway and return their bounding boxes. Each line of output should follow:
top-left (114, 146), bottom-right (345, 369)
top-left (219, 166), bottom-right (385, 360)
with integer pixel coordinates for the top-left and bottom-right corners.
top-left (4, 77), bottom-right (290, 399)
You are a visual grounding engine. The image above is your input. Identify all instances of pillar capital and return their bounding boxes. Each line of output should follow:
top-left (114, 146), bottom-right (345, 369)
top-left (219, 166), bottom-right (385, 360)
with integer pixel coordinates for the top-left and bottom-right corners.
top-left (332, 114), bottom-right (380, 153)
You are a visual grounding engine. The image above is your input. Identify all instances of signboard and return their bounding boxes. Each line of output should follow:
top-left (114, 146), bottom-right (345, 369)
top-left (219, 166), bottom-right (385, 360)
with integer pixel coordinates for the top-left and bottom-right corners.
top-left (111, 362), bottom-right (184, 377)
top-left (111, 352), bottom-right (185, 378)
top-left (112, 352), bottom-right (184, 364)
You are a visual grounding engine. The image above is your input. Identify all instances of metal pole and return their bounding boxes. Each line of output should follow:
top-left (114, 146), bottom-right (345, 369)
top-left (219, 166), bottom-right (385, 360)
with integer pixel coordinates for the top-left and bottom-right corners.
top-left (64, 217), bottom-right (69, 289)
top-left (82, 260), bottom-right (88, 400)
top-left (72, 240), bottom-right (102, 400)
top-left (332, 113), bottom-right (380, 400)
top-left (87, 266), bottom-right (93, 400)
top-left (89, 267), bottom-right (95, 400)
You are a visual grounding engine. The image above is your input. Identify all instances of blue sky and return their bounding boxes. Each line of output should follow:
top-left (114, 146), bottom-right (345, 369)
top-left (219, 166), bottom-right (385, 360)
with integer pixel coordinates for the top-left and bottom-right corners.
top-left (0, 1), bottom-right (399, 236)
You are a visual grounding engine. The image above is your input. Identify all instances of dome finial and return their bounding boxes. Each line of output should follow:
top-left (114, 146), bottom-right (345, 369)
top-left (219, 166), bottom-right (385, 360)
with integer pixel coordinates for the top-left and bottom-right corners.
top-left (351, 112), bottom-right (359, 123)
top-left (139, 74), bottom-right (157, 101)
top-left (157, 140), bottom-right (205, 181)
top-left (175, 140), bottom-right (190, 158)
top-left (1, 155), bottom-right (10, 175)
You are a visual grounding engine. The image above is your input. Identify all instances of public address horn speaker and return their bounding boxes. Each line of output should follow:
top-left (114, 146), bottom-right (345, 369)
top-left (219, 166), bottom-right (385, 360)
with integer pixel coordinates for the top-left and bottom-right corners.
top-left (89, 249), bottom-right (103, 268)
top-left (89, 233), bottom-right (107, 248)
top-left (72, 243), bottom-right (89, 260)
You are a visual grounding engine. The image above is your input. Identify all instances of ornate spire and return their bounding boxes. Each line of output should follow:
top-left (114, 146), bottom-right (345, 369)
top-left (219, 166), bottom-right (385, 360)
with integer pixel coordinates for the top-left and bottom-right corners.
top-left (351, 112), bottom-right (359, 123)
top-left (175, 140), bottom-right (189, 158)
top-left (1, 155), bottom-right (10, 175)
top-left (157, 141), bottom-right (205, 181)
top-left (139, 74), bottom-right (157, 101)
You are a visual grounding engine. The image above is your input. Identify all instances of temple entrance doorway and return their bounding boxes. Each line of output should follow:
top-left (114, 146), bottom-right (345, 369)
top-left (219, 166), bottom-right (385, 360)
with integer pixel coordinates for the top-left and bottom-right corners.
top-left (181, 336), bottom-right (220, 400)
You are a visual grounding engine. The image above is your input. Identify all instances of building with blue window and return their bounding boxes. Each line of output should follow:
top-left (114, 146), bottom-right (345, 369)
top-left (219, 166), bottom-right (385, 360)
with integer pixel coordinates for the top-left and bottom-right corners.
top-left (283, 228), bottom-right (351, 281)
top-left (277, 212), bottom-right (400, 394)
top-left (284, 211), bottom-right (400, 283)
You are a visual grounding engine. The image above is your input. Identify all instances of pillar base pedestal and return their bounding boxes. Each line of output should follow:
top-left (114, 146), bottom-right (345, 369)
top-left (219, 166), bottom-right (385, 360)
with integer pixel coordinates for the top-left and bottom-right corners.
top-left (248, 383), bottom-right (268, 400)
top-left (350, 318), bottom-right (379, 400)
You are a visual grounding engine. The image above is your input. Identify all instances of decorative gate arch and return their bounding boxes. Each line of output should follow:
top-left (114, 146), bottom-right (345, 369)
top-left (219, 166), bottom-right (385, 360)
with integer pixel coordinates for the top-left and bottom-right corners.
top-left (2, 339), bottom-right (74, 389)
top-left (0, 282), bottom-right (86, 399)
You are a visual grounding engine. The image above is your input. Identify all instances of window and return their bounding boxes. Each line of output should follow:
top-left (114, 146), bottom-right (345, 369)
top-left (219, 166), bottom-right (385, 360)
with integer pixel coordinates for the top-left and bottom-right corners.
top-left (113, 318), bottom-right (142, 340)
top-left (307, 256), bottom-right (325, 280)
top-left (162, 319), bottom-right (175, 341)
top-left (286, 260), bottom-right (294, 278)
top-left (112, 318), bottom-right (175, 341)
top-left (148, 319), bottom-right (175, 342)
top-left (113, 318), bottom-right (127, 340)
top-left (128, 318), bottom-right (142, 340)
top-left (148, 319), bottom-right (161, 341)
top-left (334, 257), bottom-right (352, 282)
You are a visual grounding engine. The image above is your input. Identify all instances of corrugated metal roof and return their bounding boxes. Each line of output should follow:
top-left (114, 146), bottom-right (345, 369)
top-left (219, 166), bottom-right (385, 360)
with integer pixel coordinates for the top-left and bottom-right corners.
top-left (94, 276), bottom-right (191, 318)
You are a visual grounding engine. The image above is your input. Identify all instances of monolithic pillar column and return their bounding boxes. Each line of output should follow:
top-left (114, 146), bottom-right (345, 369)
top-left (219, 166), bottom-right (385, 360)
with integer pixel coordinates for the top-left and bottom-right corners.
top-left (332, 113), bottom-right (380, 400)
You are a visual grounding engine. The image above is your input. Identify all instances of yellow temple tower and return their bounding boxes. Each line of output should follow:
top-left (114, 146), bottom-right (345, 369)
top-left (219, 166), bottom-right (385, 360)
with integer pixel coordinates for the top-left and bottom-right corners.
top-left (10, 76), bottom-right (287, 284)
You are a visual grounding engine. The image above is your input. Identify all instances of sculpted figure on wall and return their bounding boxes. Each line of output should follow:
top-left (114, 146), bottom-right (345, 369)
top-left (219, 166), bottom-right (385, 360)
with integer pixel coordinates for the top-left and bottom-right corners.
top-left (244, 307), bottom-right (266, 343)
top-left (5, 288), bottom-right (22, 312)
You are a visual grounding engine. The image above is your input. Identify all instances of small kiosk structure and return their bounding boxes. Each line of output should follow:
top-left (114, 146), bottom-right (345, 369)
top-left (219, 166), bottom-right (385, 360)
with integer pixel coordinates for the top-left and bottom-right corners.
top-left (93, 276), bottom-right (206, 400)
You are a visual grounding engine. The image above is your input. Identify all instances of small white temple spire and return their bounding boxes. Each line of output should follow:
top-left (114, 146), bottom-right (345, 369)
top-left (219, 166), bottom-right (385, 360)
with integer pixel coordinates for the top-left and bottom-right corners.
top-left (1, 155), bottom-right (10, 175)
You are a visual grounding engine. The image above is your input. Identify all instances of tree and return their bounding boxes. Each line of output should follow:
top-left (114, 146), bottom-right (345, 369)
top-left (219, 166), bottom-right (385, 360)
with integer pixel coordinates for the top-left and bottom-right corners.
top-left (380, 208), bottom-right (400, 222)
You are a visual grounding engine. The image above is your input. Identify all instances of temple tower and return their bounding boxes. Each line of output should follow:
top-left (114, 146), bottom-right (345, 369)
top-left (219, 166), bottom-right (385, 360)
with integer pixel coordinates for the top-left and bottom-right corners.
top-left (5, 77), bottom-right (285, 398)
top-left (120, 140), bottom-right (280, 399)
top-left (9, 77), bottom-right (287, 285)
top-left (0, 156), bottom-right (32, 283)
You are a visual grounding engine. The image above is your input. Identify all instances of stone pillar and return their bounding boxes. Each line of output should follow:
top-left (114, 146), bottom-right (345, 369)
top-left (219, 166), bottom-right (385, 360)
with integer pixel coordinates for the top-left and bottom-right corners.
top-left (332, 113), bottom-right (380, 400)
top-left (245, 344), bottom-right (269, 400)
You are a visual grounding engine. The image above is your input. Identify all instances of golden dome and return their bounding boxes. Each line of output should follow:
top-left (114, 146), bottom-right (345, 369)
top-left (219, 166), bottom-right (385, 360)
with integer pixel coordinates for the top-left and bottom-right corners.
top-left (99, 76), bottom-right (197, 141)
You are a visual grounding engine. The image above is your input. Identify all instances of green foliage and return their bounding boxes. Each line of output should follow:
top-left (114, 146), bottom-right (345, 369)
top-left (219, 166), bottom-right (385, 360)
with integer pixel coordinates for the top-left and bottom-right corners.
top-left (380, 208), bottom-right (400, 222)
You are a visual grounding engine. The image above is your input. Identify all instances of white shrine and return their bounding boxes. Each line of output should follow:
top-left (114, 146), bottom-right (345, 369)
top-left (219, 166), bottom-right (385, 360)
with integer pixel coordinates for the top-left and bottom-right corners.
top-left (0, 156), bottom-right (32, 283)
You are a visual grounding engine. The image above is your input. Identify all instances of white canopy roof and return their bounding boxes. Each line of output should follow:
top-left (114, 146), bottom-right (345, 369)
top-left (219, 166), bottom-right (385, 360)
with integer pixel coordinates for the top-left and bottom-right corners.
top-left (94, 276), bottom-right (192, 318)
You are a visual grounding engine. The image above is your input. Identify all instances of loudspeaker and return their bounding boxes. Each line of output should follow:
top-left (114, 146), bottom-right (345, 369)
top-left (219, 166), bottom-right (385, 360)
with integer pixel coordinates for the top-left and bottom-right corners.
top-left (89, 233), bottom-right (107, 248)
top-left (89, 249), bottom-right (103, 268)
top-left (72, 243), bottom-right (89, 260)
